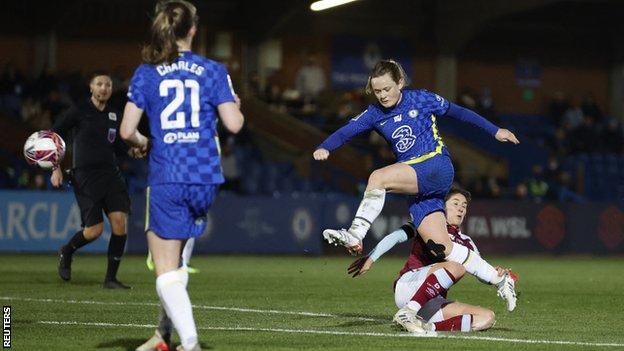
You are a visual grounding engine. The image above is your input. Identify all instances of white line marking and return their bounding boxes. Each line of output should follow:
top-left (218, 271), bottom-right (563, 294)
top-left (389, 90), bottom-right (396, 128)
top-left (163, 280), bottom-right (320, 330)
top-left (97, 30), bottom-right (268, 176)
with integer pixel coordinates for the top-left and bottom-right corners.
top-left (37, 320), bottom-right (624, 347)
top-left (0, 296), bottom-right (380, 321)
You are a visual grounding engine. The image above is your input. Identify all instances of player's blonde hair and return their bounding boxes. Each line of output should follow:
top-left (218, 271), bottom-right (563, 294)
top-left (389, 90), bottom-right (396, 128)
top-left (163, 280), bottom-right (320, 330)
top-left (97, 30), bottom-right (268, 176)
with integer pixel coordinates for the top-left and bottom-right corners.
top-left (142, 0), bottom-right (198, 64)
top-left (365, 59), bottom-right (408, 94)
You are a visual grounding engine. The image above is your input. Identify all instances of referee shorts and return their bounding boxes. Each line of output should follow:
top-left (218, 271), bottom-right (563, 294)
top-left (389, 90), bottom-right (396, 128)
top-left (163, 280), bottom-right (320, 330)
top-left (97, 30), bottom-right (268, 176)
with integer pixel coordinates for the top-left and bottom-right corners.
top-left (71, 167), bottom-right (131, 227)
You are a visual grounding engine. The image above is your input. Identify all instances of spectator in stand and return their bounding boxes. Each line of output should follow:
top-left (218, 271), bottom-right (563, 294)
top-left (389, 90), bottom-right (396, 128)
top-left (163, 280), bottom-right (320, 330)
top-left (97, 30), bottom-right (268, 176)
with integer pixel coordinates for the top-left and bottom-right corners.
top-left (527, 165), bottom-right (548, 203)
top-left (478, 87), bottom-right (497, 124)
top-left (581, 94), bottom-right (603, 125)
top-left (0, 62), bottom-right (25, 118)
top-left (550, 127), bottom-right (570, 157)
top-left (514, 183), bottom-right (529, 201)
top-left (602, 118), bottom-right (624, 154)
top-left (43, 89), bottom-right (69, 124)
top-left (570, 115), bottom-right (600, 154)
top-left (563, 101), bottom-right (583, 130)
top-left (295, 54), bottom-right (326, 102)
top-left (33, 65), bottom-right (58, 99)
top-left (548, 91), bottom-right (569, 127)
top-left (556, 172), bottom-right (585, 203)
top-left (458, 87), bottom-right (478, 110)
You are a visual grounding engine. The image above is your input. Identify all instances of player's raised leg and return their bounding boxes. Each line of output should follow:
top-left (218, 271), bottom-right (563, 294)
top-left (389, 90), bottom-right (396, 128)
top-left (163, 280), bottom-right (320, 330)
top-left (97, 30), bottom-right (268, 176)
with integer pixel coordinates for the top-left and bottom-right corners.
top-left (323, 163), bottom-right (418, 253)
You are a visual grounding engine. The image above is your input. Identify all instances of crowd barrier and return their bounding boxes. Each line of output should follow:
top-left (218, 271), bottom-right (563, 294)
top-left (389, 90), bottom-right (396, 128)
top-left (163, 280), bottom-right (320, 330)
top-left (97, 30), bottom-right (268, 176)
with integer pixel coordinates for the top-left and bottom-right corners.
top-left (0, 191), bottom-right (621, 254)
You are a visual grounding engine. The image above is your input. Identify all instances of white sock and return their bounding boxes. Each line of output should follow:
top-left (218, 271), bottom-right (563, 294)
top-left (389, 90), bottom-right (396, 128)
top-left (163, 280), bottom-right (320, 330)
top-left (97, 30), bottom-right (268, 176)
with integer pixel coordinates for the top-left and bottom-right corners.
top-left (182, 238), bottom-right (195, 268)
top-left (348, 189), bottom-right (386, 239)
top-left (156, 269), bottom-right (189, 338)
top-left (446, 243), bottom-right (502, 285)
top-left (156, 270), bottom-right (198, 350)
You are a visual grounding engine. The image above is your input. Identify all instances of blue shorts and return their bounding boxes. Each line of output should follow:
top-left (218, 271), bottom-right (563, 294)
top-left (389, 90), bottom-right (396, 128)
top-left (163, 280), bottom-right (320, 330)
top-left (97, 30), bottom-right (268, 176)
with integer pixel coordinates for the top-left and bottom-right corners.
top-left (146, 184), bottom-right (218, 239)
top-left (405, 154), bottom-right (454, 228)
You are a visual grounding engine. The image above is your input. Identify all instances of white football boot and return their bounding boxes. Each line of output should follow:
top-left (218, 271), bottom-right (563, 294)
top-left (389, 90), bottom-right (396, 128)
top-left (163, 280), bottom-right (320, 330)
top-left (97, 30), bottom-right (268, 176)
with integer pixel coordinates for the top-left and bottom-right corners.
top-left (393, 306), bottom-right (437, 336)
top-left (322, 228), bottom-right (363, 254)
top-left (496, 272), bottom-right (518, 312)
top-left (136, 330), bottom-right (170, 351)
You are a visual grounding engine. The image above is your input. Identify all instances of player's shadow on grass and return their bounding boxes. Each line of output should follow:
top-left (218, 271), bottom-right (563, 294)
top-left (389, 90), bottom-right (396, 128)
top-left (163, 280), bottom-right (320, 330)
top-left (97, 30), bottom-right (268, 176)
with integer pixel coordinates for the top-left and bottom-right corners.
top-left (328, 312), bottom-right (389, 328)
top-left (97, 339), bottom-right (213, 350)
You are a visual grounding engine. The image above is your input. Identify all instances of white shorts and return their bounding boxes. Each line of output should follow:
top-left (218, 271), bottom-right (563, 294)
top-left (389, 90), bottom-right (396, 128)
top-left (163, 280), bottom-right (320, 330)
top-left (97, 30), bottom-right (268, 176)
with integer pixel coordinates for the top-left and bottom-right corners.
top-left (394, 266), bottom-right (453, 323)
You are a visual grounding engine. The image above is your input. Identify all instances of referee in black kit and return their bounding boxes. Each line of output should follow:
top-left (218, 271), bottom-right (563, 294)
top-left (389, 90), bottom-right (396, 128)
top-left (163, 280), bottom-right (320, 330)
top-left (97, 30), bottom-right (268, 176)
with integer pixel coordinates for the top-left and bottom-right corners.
top-left (51, 71), bottom-right (146, 289)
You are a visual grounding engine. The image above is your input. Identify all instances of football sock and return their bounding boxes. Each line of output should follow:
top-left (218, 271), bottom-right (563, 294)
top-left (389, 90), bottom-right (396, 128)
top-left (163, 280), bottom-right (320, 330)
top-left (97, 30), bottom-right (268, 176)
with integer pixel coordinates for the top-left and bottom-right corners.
top-left (433, 314), bottom-right (472, 332)
top-left (446, 243), bottom-right (502, 285)
top-left (105, 234), bottom-right (126, 281)
top-left (65, 230), bottom-right (91, 254)
top-left (348, 188), bottom-right (386, 240)
top-left (407, 268), bottom-right (456, 312)
top-left (156, 306), bottom-right (173, 342)
top-left (156, 270), bottom-right (197, 350)
top-left (181, 238), bottom-right (195, 268)
top-left (156, 269), bottom-right (188, 339)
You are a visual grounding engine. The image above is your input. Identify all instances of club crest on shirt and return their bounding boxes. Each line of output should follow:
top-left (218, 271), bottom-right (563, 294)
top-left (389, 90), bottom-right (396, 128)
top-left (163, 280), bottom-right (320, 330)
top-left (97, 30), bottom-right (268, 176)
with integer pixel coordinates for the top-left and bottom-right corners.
top-left (108, 112), bottom-right (117, 121)
top-left (108, 128), bottom-right (116, 143)
top-left (408, 109), bottom-right (418, 118)
top-left (435, 94), bottom-right (445, 106)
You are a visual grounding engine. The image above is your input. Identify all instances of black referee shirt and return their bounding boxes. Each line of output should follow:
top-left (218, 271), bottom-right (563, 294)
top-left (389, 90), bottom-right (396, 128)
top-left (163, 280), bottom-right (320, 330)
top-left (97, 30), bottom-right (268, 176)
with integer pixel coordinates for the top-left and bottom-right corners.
top-left (52, 98), bottom-right (128, 169)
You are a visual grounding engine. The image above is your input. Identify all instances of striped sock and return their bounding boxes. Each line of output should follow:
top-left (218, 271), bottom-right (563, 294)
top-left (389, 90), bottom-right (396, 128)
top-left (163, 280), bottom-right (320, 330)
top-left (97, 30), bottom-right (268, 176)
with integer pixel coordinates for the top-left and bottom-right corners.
top-left (433, 314), bottom-right (473, 332)
top-left (407, 268), bottom-right (456, 312)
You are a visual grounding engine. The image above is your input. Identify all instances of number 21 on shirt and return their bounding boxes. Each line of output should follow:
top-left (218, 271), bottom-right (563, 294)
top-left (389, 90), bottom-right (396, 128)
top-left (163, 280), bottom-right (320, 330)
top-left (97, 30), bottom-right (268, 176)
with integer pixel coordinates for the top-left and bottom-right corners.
top-left (160, 79), bottom-right (200, 130)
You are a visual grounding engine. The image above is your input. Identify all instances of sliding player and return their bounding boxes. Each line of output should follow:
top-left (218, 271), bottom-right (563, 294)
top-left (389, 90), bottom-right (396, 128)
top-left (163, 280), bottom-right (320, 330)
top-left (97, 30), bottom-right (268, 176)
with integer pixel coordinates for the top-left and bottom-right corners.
top-left (348, 187), bottom-right (517, 333)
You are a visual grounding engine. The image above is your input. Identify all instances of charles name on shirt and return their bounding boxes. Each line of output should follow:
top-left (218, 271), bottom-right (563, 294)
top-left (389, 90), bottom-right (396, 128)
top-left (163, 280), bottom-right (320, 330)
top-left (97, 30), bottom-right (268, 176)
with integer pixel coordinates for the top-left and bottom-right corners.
top-left (156, 60), bottom-right (205, 76)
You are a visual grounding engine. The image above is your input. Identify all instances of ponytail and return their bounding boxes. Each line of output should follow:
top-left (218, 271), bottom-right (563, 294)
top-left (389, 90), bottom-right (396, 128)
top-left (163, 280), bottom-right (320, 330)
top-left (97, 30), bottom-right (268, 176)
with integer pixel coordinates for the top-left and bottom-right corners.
top-left (142, 0), bottom-right (198, 65)
top-left (365, 59), bottom-right (408, 94)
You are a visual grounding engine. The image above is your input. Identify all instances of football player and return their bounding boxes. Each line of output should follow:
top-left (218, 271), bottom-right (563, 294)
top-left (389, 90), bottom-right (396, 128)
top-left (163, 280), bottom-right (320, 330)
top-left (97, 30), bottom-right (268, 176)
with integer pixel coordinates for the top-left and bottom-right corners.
top-left (348, 187), bottom-right (517, 333)
top-left (315, 60), bottom-right (519, 292)
top-left (120, 1), bottom-right (244, 350)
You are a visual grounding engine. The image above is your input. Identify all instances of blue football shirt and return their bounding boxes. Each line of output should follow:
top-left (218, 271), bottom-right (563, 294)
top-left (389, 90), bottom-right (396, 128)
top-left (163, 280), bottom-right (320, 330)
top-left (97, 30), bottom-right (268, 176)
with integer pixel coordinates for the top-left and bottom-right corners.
top-left (319, 89), bottom-right (450, 163)
top-left (128, 51), bottom-right (235, 185)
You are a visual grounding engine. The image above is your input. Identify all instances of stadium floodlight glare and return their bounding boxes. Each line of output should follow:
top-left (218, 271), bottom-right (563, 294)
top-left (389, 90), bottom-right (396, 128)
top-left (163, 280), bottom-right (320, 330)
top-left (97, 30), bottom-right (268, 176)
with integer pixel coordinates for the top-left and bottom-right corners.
top-left (310, 0), bottom-right (359, 12)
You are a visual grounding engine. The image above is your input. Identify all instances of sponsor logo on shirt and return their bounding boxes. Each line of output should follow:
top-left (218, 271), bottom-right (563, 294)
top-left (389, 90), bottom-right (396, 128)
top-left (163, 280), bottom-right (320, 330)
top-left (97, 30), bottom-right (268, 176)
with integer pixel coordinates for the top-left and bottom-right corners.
top-left (108, 112), bottom-right (117, 121)
top-left (163, 131), bottom-right (200, 144)
top-left (391, 125), bottom-right (416, 153)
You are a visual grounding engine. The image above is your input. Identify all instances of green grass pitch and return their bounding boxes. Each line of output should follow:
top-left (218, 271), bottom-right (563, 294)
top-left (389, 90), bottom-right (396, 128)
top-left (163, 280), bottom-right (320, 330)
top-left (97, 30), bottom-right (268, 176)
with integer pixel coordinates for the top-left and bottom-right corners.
top-left (1, 254), bottom-right (623, 350)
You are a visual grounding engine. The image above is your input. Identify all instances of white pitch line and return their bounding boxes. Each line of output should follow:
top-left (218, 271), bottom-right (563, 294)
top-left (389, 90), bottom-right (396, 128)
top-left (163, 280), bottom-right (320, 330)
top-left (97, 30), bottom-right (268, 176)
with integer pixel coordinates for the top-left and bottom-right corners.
top-left (37, 320), bottom-right (624, 348)
top-left (0, 296), bottom-right (381, 321)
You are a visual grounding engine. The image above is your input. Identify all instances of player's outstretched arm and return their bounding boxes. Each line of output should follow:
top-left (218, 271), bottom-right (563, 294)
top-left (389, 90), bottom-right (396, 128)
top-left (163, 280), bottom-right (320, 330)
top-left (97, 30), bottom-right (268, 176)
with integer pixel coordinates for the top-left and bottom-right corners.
top-left (494, 129), bottom-right (519, 144)
top-left (445, 103), bottom-right (520, 144)
top-left (347, 228), bottom-right (409, 277)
